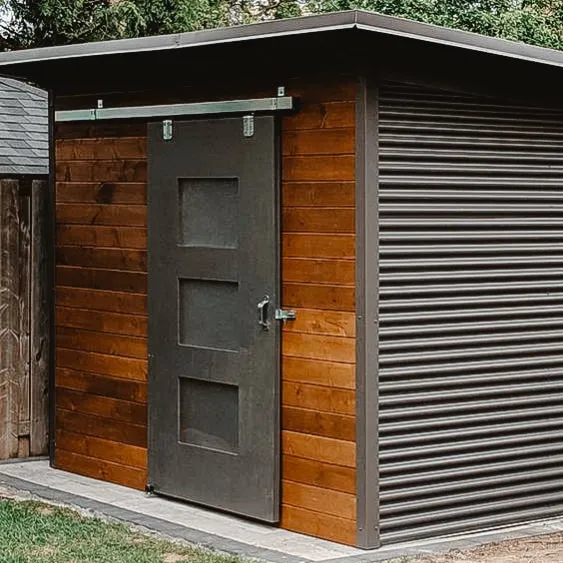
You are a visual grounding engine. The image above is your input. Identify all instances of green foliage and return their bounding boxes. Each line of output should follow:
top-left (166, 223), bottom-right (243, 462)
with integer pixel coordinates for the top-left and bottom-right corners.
top-left (0, 0), bottom-right (308, 47)
top-left (309, 0), bottom-right (563, 49)
top-left (0, 0), bottom-right (560, 49)
top-left (0, 0), bottom-right (136, 47)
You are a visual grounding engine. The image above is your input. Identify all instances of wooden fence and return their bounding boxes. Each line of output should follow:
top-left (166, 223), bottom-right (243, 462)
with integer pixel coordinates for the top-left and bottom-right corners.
top-left (0, 178), bottom-right (49, 459)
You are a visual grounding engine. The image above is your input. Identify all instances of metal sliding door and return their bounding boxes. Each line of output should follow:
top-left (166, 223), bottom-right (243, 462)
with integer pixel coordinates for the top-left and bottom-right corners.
top-left (148, 116), bottom-right (280, 522)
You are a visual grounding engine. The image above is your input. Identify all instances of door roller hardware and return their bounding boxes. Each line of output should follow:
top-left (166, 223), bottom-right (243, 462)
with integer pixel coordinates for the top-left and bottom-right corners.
top-left (275, 309), bottom-right (296, 323)
top-left (162, 119), bottom-right (173, 141)
top-left (243, 114), bottom-right (255, 137)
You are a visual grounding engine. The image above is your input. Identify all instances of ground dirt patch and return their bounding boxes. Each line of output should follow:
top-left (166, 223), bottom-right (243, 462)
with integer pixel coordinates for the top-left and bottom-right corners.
top-left (397, 532), bottom-right (563, 563)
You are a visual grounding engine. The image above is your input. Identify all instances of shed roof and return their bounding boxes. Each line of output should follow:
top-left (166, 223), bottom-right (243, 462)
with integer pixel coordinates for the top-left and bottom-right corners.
top-left (0, 10), bottom-right (560, 71)
top-left (0, 76), bottom-right (47, 176)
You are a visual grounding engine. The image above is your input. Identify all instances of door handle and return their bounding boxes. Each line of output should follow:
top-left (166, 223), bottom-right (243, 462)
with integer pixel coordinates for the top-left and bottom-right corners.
top-left (257, 295), bottom-right (271, 331)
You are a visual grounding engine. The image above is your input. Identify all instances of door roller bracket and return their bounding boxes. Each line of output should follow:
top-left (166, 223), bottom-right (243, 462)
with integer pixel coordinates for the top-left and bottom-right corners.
top-left (275, 309), bottom-right (296, 323)
top-left (243, 114), bottom-right (255, 137)
top-left (162, 119), bottom-right (173, 141)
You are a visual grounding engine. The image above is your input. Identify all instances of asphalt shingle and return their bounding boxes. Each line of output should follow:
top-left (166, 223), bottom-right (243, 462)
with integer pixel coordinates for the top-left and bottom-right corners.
top-left (0, 76), bottom-right (48, 175)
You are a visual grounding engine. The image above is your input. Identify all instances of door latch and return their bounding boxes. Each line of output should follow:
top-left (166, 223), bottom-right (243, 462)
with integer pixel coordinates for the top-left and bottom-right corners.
top-left (275, 309), bottom-right (297, 323)
top-left (257, 295), bottom-right (271, 331)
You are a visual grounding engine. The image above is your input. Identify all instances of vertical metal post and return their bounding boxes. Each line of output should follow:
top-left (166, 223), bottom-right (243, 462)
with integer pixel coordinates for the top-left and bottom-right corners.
top-left (355, 74), bottom-right (380, 549)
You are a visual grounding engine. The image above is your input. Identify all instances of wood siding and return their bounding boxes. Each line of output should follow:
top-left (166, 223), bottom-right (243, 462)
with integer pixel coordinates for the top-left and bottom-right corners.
top-left (54, 77), bottom-right (357, 545)
top-left (54, 129), bottom-right (148, 490)
top-left (281, 79), bottom-right (356, 545)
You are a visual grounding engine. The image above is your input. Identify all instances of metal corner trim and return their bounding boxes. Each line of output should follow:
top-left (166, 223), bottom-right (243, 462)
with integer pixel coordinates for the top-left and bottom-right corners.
top-left (355, 74), bottom-right (380, 549)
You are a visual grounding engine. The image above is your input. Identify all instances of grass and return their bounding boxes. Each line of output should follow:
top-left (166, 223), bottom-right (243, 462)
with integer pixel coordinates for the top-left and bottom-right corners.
top-left (0, 498), bottom-right (245, 563)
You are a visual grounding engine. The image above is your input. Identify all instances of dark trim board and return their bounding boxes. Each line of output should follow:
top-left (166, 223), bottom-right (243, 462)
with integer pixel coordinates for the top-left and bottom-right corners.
top-left (47, 89), bottom-right (56, 467)
top-left (355, 75), bottom-right (380, 549)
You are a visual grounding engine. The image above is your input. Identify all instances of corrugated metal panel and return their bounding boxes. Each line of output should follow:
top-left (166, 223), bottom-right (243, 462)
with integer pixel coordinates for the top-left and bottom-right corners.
top-left (377, 83), bottom-right (563, 544)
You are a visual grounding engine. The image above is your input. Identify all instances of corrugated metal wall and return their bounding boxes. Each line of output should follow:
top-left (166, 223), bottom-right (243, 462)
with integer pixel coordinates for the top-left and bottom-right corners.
top-left (377, 82), bottom-right (563, 544)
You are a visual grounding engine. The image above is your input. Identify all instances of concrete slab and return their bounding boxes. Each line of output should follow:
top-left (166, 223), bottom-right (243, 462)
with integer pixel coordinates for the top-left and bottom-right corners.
top-left (1, 460), bottom-right (563, 563)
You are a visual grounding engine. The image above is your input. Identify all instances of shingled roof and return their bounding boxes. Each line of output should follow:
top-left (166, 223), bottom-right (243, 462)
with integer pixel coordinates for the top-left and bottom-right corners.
top-left (0, 76), bottom-right (48, 176)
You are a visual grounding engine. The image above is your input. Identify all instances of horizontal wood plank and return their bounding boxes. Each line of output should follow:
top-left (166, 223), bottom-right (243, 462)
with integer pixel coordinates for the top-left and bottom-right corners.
top-left (56, 266), bottom-right (147, 293)
top-left (56, 138), bottom-right (147, 160)
top-left (283, 283), bottom-right (355, 312)
top-left (282, 480), bottom-right (356, 520)
top-left (284, 156), bottom-right (354, 182)
top-left (56, 387), bottom-right (147, 426)
top-left (56, 204), bottom-right (146, 227)
top-left (283, 208), bottom-right (354, 234)
top-left (55, 448), bottom-right (146, 490)
top-left (56, 287), bottom-right (147, 316)
top-left (55, 123), bottom-right (146, 139)
top-left (282, 357), bottom-right (355, 390)
top-left (283, 234), bottom-right (355, 260)
top-left (286, 79), bottom-right (356, 104)
top-left (56, 368), bottom-right (147, 404)
top-left (282, 431), bottom-right (355, 468)
top-left (57, 408), bottom-right (147, 448)
top-left (283, 406), bottom-right (355, 441)
top-left (56, 429), bottom-right (147, 469)
top-left (283, 382), bottom-right (355, 416)
top-left (57, 182), bottom-right (147, 204)
top-left (56, 326), bottom-right (147, 359)
top-left (282, 182), bottom-right (354, 207)
top-left (57, 348), bottom-right (147, 381)
top-left (56, 160), bottom-right (147, 183)
top-left (283, 102), bottom-right (355, 131)
top-left (283, 129), bottom-right (354, 156)
top-left (56, 225), bottom-right (147, 249)
top-left (280, 505), bottom-right (356, 545)
top-left (57, 246), bottom-right (147, 272)
top-left (283, 258), bottom-right (355, 285)
top-left (56, 307), bottom-right (147, 337)
top-left (282, 309), bottom-right (355, 338)
top-left (282, 455), bottom-right (356, 494)
top-left (283, 332), bottom-right (355, 363)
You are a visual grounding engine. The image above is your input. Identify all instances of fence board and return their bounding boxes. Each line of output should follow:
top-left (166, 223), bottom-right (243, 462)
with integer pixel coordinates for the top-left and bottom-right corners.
top-left (31, 180), bottom-right (50, 455)
top-left (0, 180), bottom-right (30, 459)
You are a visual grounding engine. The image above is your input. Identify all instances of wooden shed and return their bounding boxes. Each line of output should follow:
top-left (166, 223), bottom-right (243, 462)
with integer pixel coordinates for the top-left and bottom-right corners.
top-left (0, 9), bottom-right (563, 549)
top-left (0, 76), bottom-right (49, 461)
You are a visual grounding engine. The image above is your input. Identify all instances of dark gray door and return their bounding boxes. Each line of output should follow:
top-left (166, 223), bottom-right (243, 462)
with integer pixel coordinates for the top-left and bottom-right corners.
top-left (148, 116), bottom-right (280, 522)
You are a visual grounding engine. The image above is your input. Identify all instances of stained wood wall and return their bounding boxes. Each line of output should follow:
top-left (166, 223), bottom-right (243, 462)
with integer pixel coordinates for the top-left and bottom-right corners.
top-left (280, 80), bottom-right (357, 545)
top-left (55, 124), bottom-right (148, 489)
top-left (54, 77), bottom-right (357, 545)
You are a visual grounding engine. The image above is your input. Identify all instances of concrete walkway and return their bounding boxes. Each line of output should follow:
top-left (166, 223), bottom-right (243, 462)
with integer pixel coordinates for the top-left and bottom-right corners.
top-left (0, 460), bottom-right (562, 563)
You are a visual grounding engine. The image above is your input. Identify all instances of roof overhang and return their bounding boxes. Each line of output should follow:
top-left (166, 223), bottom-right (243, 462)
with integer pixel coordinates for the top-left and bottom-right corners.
top-left (0, 10), bottom-right (561, 71)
